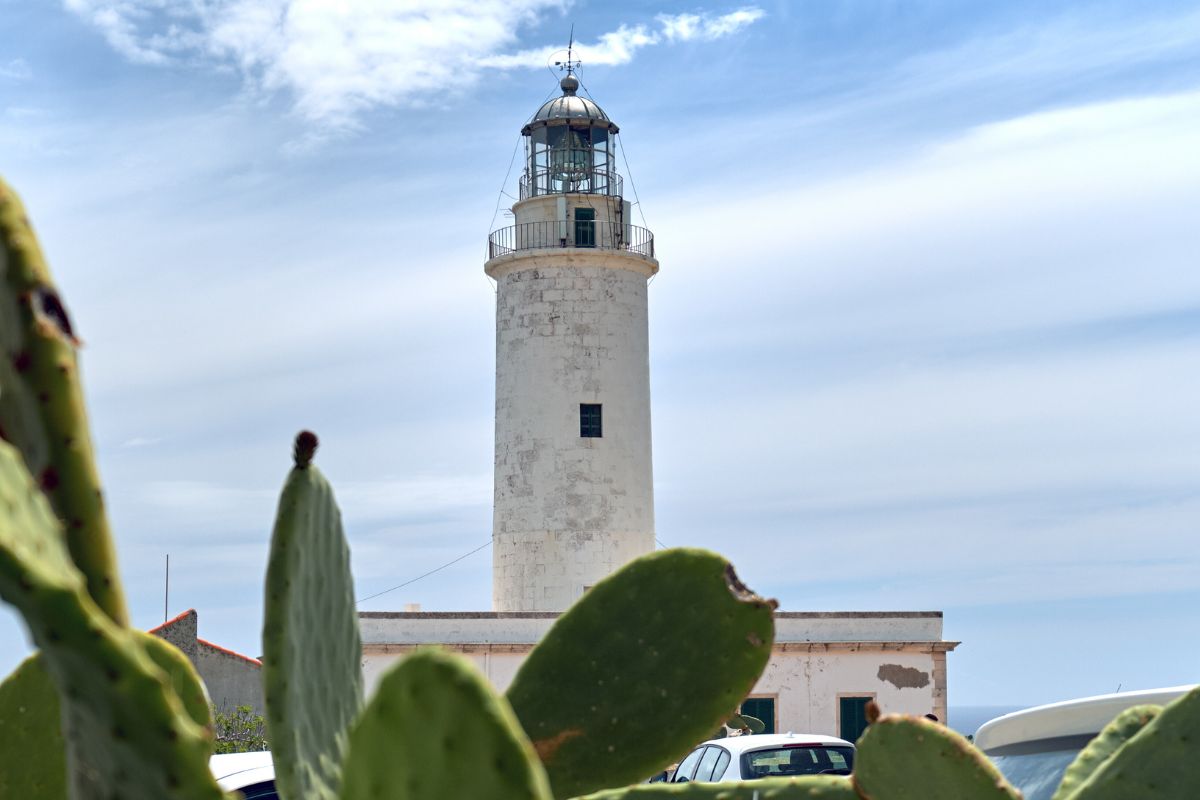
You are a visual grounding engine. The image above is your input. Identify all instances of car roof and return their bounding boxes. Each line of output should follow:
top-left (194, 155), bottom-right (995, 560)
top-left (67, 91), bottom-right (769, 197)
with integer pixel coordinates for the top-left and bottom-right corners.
top-left (696, 732), bottom-right (855, 755)
top-left (209, 751), bottom-right (275, 789)
top-left (973, 685), bottom-right (1194, 753)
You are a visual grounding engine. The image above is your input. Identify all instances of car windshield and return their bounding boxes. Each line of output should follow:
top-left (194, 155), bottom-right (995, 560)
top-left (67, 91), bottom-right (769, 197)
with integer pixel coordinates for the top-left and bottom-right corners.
top-left (742, 745), bottom-right (854, 778)
top-left (986, 734), bottom-right (1093, 800)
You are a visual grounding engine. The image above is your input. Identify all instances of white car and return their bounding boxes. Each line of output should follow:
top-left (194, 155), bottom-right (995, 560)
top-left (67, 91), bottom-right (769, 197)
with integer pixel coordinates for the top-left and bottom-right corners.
top-left (668, 732), bottom-right (856, 784)
top-left (974, 685), bottom-right (1195, 800)
top-left (209, 751), bottom-right (276, 799)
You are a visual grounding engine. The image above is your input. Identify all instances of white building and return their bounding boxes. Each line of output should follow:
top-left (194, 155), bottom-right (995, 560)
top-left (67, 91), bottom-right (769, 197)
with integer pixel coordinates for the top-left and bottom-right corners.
top-left (361, 71), bottom-right (958, 740)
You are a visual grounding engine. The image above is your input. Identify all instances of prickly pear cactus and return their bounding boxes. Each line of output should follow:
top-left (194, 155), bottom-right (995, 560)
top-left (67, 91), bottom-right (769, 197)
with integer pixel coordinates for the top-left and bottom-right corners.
top-left (262, 431), bottom-right (363, 800)
top-left (340, 648), bottom-right (553, 800)
top-left (852, 703), bottom-right (1020, 800)
top-left (0, 438), bottom-right (228, 800)
top-left (1050, 704), bottom-right (1160, 800)
top-left (506, 549), bottom-right (777, 799)
top-left (0, 635), bottom-right (211, 800)
top-left (0, 654), bottom-right (66, 799)
top-left (138, 629), bottom-right (214, 731)
top-left (0, 178), bottom-right (127, 625)
top-left (573, 775), bottom-right (859, 799)
top-left (1060, 686), bottom-right (1200, 799)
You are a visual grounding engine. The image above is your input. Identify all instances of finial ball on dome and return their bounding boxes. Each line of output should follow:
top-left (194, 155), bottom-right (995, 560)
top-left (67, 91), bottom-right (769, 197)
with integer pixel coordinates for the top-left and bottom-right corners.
top-left (560, 73), bottom-right (580, 95)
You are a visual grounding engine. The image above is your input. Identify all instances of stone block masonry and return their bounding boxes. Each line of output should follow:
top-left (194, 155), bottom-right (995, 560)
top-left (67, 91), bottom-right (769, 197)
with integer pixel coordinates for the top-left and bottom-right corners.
top-left (490, 257), bottom-right (656, 611)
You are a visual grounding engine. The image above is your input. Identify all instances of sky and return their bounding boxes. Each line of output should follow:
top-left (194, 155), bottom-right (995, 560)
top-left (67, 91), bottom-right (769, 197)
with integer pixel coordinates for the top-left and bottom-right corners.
top-left (1, 0), bottom-right (1198, 714)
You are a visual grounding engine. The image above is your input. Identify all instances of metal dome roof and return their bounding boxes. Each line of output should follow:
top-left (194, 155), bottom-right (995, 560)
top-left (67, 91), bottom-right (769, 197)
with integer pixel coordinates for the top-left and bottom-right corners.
top-left (522, 74), bottom-right (619, 134)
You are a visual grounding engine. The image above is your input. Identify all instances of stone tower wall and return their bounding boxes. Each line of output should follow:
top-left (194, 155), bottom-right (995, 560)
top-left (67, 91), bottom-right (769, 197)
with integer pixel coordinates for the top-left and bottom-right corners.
top-left (490, 251), bottom-right (655, 611)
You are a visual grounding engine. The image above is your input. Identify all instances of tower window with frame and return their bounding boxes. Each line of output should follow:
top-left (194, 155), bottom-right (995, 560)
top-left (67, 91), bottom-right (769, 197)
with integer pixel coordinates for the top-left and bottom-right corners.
top-left (580, 404), bottom-right (602, 438)
top-left (574, 207), bottom-right (596, 247)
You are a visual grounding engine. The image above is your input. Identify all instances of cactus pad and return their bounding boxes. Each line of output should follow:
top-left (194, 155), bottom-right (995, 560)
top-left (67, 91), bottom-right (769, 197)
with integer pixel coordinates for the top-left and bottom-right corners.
top-left (505, 548), bottom-right (777, 799)
top-left (1050, 704), bottom-right (1160, 800)
top-left (1060, 686), bottom-right (1200, 799)
top-left (853, 709), bottom-right (1020, 800)
top-left (137, 630), bottom-right (214, 733)
top-left (0, 438), bottom-right (228, 799)
top-left (0, 177), bottom-right (127, 625)
top-left (262, 431), bottom-right (362, 800)
top-left (0, 654), bottom-right (67, 799)
top-left (340, 648), bottom-right (553, 800)
top-left (573, 775), bottom-right (859, 799)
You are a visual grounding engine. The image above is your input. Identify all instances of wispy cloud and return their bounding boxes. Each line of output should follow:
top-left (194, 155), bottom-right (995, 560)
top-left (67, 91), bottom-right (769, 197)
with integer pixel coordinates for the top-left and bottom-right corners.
top-left (0, 58), bottom-right (33, 80)
top-left (62, 2), bottom-right (764, 127)
top-left (658, 8), bottom-right (764, 42)
top-left (481, 8), bottom-right (764, 68)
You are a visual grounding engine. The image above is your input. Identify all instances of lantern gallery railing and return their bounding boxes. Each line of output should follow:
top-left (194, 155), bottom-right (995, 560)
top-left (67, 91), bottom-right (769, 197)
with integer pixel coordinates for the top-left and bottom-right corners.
top-left (488, 220), bottom-right (655, 260)
top-left (520, 168), bottom-right (623, 199)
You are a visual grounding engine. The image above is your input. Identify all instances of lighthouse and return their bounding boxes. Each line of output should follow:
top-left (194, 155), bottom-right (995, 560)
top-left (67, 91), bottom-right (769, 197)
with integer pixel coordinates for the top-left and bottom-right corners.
top-left (362, 69), bottom-right (957, 735)
top-left (485, 69), bottom-right (658, 612)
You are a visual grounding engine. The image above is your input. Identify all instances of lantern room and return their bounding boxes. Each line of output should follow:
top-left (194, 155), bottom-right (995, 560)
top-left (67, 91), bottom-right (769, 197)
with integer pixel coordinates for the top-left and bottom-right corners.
top-left (520, 73), bottom-right (622, 199)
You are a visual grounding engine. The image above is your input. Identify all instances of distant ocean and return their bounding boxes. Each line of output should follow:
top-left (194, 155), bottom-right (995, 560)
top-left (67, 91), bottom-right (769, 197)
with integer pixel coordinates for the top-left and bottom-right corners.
top-left (948, 705), bottom-right (1026, 737)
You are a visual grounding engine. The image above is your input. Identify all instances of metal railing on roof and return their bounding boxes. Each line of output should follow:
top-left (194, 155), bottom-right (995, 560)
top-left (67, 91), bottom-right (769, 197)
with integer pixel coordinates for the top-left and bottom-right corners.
top-left (488, 220), bottom-right (654, 260)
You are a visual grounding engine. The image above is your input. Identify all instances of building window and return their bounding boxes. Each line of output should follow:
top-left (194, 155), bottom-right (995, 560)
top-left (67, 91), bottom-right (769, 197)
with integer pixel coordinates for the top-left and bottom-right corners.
top-left (580, 403), bottom-right (602, 438)
top-left (838, 695), bottom-right (875, 743)
top-left (574, 207), bottom-right (596, 247)
top-left (740, 696), bottom-right (776, 734)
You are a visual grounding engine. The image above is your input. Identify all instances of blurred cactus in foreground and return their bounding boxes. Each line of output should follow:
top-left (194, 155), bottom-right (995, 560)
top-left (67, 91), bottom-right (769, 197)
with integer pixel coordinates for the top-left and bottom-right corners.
top-left (1, 178), bottom-right (1198, 800)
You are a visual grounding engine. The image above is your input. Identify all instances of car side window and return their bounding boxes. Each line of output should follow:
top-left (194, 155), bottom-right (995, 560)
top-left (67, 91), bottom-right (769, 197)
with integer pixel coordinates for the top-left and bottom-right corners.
top-left (672, 747), bottom-right (706, 783)
top-left (694, 746), bottom-right (723, 782)
top-left (712, 749), bottom-right (731, 781)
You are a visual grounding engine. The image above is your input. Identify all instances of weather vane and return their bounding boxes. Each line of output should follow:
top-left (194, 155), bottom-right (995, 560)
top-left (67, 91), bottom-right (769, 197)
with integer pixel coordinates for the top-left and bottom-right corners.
top-left (553, 24), bottom-right (581, 75)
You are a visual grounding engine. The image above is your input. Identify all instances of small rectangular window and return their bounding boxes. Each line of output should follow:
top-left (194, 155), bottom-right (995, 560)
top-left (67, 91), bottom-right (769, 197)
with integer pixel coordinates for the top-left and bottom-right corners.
top-left (740, 697), bottom-right (776, 734)
top-left (580, 404), bottom-right (602, 438)
top-left (839, 695), bottom-right (874, 742)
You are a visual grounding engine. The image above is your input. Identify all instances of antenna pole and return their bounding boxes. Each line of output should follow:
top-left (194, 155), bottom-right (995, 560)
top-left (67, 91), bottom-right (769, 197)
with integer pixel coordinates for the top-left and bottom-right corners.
top-left (164, 553), bottom-right (169, 623)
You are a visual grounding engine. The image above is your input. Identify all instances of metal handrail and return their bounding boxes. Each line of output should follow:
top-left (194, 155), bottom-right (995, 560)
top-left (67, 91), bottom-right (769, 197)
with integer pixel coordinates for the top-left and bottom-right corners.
top-left (488, 220), bottom-right (655, 260)
top-left (519, 169), bottom-right (623, 199)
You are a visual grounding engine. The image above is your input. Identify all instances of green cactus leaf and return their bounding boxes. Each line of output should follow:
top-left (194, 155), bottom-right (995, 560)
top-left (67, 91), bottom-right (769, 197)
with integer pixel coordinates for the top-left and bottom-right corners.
top-left (0, 438), bottom-right (229, 799)
top-left (263, 431), bottom-right (362, 800)
top-left (1049, 704), bottom-right (1160, 800)
top-left (137, 630), bottom-right (214, 733)
top-left (0, 636), bottom-right (211, 800)
top-left (853, 712), bottom-right (1020, 800)
top-left (1061, 686), bottom-right (1200, 800)
top-left (0, 177), bottom-right (127, 626)
top-left (340, 648), bottom-right (553, 800)
top-left (571, 775), bottom-right (859, 799)
top-left (0, 654), bottom-right (67, 799)
top-left (506, 548), bottom-right (777, 799)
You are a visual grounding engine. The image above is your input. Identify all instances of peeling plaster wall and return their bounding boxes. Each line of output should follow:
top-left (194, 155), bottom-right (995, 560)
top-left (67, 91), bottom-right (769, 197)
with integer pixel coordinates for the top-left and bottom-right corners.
top-left (359, 613), bottom-right (953, 729)
top-left (490, 253), bottom-right (656, 611)
top-left (752, 650), bottom-right (941, 735)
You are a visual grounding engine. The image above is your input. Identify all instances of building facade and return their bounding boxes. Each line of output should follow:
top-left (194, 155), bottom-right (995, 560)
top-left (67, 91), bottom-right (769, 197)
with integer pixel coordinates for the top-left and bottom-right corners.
top-left (150, 609), bottom-right (264, 716)
top-left (359, 611), bottom-right (953, 739)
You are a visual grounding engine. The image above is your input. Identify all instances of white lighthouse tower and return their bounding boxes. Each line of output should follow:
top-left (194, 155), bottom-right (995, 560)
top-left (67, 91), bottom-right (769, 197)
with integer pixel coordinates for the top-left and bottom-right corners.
top-left (362, 67), bottom-right (957, 734)
top-left (485, 68), bottom-right (658, 612)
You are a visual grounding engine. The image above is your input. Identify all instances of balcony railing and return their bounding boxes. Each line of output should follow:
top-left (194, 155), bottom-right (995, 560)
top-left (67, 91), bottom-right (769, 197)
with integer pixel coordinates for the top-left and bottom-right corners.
top-left (520, 168), bottom-right (623, 199)
top-left (488, 220), bottom-right (655, 261)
